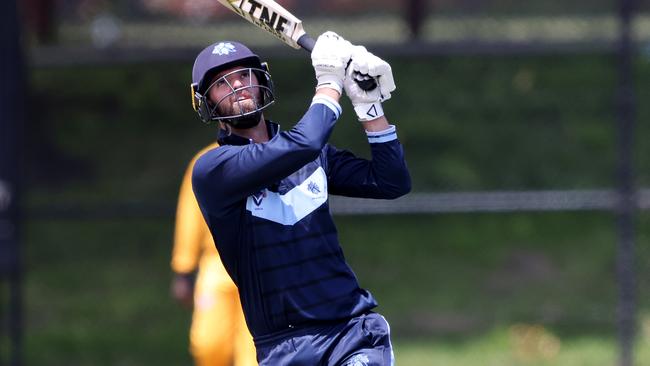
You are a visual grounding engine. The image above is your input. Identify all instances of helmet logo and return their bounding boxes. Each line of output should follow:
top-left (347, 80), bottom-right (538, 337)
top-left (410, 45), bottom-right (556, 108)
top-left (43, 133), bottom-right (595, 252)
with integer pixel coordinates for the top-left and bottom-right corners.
top-left (212, 42), bottom-right (237, 56)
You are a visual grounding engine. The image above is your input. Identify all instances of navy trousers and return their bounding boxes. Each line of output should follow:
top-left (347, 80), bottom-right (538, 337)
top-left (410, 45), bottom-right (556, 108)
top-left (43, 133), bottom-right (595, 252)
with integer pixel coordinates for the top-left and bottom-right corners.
top-left (256, 312), bottom-right (395, 365)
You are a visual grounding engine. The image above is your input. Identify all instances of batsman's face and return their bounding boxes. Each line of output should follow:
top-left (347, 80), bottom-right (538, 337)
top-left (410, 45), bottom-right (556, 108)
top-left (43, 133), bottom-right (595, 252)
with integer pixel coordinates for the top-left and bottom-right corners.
top-left (208, 66), bottom-right (262, 117)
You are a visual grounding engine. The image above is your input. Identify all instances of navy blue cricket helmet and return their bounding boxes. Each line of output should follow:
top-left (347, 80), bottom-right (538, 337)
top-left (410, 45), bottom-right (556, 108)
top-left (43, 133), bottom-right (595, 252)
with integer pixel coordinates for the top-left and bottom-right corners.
top-left (191, 41), bottom-right (275, 127)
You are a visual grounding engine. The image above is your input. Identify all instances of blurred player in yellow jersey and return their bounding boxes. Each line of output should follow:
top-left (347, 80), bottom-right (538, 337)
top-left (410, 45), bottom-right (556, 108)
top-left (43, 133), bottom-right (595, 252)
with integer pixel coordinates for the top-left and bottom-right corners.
top-left (170, 142), bottom-right (257, 366)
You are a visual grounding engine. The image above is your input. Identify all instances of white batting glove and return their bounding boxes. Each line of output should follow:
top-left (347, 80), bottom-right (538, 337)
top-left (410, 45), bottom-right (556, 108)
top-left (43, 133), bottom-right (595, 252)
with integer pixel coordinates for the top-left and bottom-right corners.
top-left (344, 48), bottom-right (396, 121)
top-left (311, 31), bottom-right (353, 94)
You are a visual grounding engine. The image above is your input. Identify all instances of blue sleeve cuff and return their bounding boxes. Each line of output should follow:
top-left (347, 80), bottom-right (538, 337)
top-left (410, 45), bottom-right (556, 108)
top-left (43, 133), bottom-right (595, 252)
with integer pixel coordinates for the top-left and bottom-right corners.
top-left (311, 95), bottom-right (342, 119)
top-left (366, 125), bottom-right (397, 144)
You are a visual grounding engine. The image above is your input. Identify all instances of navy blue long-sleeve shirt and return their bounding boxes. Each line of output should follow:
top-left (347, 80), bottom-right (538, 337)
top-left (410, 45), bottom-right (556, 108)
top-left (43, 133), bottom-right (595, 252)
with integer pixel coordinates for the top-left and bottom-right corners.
top-left (192, 96), bottom-right (410, 341)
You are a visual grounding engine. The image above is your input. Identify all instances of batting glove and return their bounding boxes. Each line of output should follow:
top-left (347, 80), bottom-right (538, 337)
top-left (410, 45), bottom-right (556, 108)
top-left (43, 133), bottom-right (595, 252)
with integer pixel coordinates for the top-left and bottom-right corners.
top-left (344, 48), bottom-right (396, 121)
top-left (311, 31), bottom-right (353, 94)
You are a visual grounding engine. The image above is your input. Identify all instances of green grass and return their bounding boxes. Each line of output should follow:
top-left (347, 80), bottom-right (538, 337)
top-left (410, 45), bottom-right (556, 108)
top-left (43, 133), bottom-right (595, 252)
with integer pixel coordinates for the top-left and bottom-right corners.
top-left (393, 333), bottom-right (617, 366)
top-left (21, 212), bottom-right (650, 365)
top-left (24, 218), bottom-right (191, 365)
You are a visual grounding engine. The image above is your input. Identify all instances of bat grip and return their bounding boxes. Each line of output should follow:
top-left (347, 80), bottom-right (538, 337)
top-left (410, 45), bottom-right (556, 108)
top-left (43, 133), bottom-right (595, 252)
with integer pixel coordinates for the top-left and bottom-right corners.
top-left (298, 33), bottom-right (377, 92)
top-left (297, 34), bottom-right (315, 52)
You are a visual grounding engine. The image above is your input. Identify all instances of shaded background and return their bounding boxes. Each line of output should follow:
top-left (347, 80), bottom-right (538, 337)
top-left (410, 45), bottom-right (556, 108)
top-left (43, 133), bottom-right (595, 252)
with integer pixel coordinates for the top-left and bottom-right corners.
top-left (3, 0), bottom-right (650, 365)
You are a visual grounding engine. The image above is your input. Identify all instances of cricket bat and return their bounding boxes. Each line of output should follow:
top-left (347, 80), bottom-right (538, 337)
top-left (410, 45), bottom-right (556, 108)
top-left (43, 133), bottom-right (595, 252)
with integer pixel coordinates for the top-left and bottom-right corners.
top-left (215, 0), bottom-right (377, 90)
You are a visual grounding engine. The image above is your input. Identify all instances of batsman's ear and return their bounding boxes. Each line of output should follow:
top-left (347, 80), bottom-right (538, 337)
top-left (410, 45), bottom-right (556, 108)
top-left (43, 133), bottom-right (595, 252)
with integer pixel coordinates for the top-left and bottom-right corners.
top-left (190, 83), bottom-right (200, 112)
top-left (258, 62), bottom-right (274, 91)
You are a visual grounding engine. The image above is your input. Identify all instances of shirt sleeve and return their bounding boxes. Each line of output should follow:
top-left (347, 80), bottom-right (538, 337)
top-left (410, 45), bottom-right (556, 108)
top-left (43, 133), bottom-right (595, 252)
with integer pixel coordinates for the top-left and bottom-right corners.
top-left (192, 98), bottom-right (342, 217)
top-left (325, 125), bottom-right (411, 199)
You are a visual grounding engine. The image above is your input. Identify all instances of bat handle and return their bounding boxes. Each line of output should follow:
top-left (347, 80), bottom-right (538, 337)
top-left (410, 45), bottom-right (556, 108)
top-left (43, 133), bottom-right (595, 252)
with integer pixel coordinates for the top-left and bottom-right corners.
top-left (297, 34), bottom-right (377, 92)
top-left (297, 34), bottom-right (316, 52)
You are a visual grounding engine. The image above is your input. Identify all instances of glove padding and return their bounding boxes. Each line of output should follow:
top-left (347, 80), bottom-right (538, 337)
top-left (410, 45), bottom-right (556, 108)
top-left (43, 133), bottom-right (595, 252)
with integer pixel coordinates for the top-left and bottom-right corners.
top-left (311, 31), bottom-right (353, 94)
top-left (344, 47), bottom-right (396, 121)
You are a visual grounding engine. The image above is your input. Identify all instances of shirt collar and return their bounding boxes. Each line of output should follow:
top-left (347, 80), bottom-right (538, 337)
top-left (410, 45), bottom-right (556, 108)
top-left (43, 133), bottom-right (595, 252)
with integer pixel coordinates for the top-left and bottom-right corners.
top-left (217, 120), bottom-right (279, 146)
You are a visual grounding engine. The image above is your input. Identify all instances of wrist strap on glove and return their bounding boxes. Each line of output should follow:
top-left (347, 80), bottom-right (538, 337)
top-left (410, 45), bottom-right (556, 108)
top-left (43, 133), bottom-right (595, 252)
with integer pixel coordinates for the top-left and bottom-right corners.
top-left (353, 102), bottom-right (384, 122)
top-left (315, 76), bottom-right (343, 94)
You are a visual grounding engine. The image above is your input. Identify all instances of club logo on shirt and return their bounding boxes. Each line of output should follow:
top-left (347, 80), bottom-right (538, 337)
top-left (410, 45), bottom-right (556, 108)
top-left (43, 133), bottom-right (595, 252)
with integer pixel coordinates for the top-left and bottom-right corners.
top-left (251, 191), bottom-right (266, 206)
top-left (307, 181), bottom-right (321, 195)
top-left (345, 354), bottom-right (370, 366)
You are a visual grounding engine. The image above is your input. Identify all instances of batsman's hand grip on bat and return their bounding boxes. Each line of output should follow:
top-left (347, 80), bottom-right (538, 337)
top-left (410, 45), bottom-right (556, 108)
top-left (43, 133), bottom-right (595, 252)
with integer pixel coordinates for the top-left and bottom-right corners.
top-left (344, 48), bottom-right (396, 122)
top-left (311, 31), bottom-right (353, 95)
top-left (303, 32), bottom-right (378, 92)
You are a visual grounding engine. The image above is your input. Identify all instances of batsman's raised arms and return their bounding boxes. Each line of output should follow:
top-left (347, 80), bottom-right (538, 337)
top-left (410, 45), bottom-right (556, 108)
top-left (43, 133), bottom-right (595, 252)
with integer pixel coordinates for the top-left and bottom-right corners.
top-left (216, 0), bottom-right (311, 50)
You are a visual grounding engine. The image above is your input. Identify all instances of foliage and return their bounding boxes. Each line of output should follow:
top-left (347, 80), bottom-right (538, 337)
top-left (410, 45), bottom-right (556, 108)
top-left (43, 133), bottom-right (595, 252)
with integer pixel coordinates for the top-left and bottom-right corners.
top-left (28, 53), bottom-right (649, 208)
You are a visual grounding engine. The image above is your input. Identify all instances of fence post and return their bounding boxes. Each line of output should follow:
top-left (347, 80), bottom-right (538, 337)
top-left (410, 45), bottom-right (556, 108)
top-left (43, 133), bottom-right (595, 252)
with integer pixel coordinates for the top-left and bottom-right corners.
top-left (615, 0), bottom-right (637, 365)
top-left (405, 0), bottom-right (426, 41)
top-left (0, 1), bottom-right (25, 365)
top-left (24, 0), bottom-right (57, 44)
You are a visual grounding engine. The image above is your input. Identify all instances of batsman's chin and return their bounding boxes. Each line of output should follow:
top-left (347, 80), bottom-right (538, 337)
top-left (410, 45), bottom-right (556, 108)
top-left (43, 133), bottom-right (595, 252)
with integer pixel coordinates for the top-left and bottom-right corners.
top-left (232, 100), bottom-right (257, 114)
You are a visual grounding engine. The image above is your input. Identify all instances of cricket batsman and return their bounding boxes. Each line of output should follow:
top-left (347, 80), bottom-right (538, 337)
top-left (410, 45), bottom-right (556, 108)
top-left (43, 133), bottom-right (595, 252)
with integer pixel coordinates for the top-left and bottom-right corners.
top-left (190, 31), bottom-right (411, 365)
